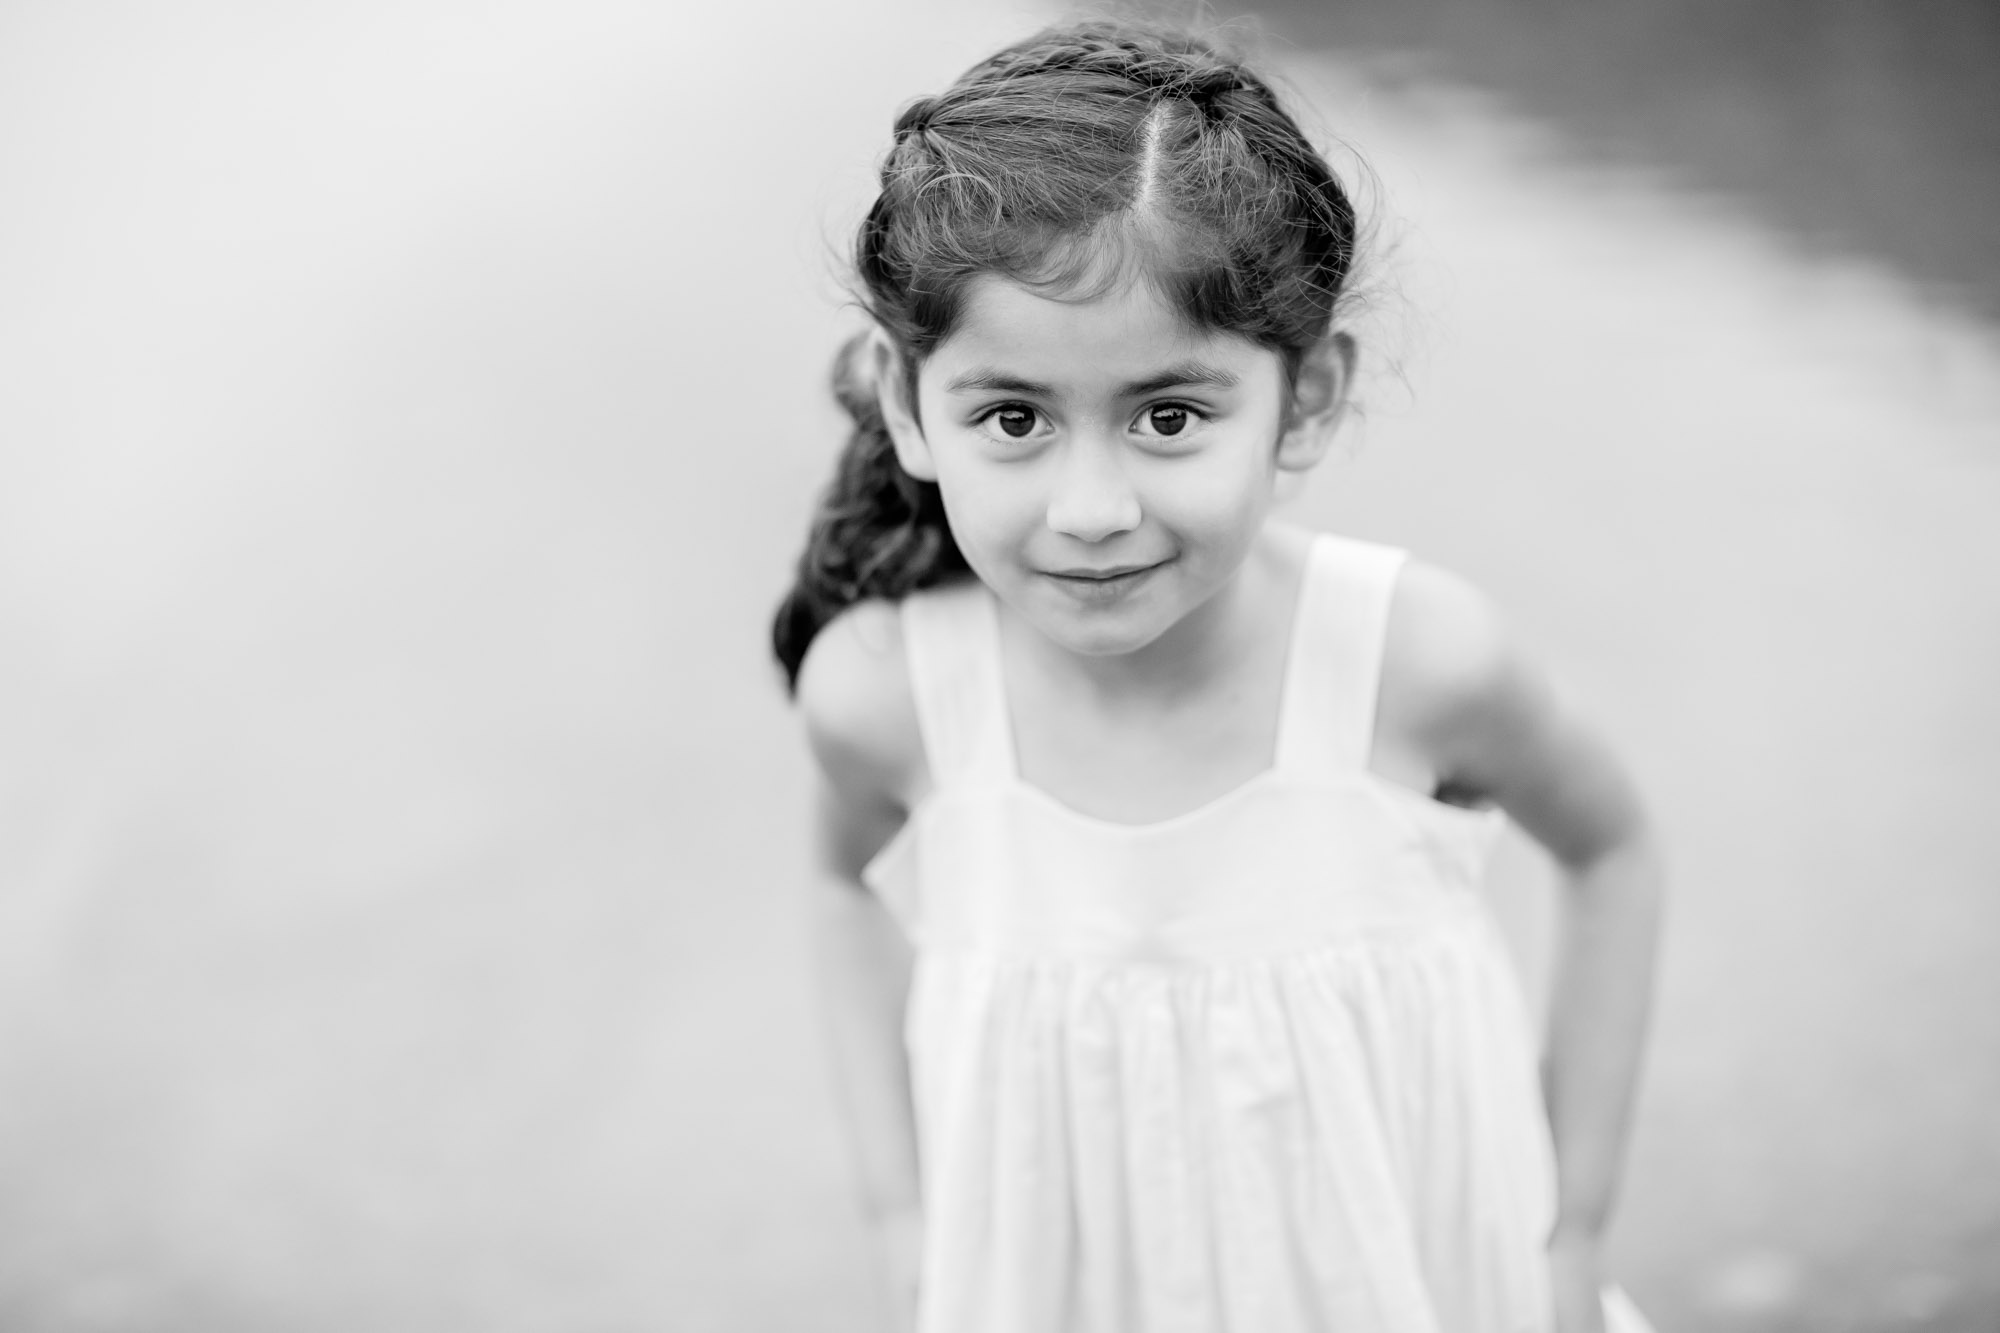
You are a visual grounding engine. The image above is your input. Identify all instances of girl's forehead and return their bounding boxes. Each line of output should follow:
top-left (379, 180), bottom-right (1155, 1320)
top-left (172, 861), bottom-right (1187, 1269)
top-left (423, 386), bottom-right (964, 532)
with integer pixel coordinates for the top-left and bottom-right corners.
top-left (929, 274), bottom-right (1271, 383)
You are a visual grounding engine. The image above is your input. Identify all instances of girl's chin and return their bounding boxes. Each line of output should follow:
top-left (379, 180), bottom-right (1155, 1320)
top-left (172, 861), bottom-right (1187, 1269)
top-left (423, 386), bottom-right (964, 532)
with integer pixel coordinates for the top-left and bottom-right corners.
top-left (1019, 598), bottom-right (1178, 659)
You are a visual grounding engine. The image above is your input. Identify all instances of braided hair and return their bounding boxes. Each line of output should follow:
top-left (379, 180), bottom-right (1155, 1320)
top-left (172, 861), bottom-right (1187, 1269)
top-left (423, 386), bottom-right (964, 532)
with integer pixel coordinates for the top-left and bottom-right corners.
top-left (772, 19), bottom-right (1361, 690)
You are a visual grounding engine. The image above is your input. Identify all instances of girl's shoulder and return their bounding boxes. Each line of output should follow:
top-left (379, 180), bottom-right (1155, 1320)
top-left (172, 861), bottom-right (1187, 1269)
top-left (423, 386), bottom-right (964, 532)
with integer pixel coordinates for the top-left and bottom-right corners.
top-left (1377, 557), bottom-right (1529, 764)
top-left (794, 598), bottom-right (927, 808)
top-left (1376, 553), bottom-right (1649, 859)
top-left (1383, 559), bottom-right (1514, 706)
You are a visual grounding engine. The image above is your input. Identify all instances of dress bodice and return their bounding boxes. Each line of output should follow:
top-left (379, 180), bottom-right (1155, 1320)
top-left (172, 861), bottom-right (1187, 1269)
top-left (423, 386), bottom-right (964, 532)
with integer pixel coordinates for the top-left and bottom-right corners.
top-left (862, 533), bottom-right (1505, 965)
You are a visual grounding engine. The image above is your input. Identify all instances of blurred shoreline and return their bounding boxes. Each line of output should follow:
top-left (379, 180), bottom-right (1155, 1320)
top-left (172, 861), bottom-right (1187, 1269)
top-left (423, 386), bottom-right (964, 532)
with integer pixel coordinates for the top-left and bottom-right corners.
top-left (1165, 0), bottom-right (2000, 322)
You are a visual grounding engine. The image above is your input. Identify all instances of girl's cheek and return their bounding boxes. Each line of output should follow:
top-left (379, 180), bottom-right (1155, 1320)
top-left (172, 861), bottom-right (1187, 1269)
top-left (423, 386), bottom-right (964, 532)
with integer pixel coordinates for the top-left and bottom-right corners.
top-left (934, 469), bottom-right (1028, 554)
top-left (1152, 459), bottom-right (1269, 530)
top-left (949, 455), bottom-right (1042, 521)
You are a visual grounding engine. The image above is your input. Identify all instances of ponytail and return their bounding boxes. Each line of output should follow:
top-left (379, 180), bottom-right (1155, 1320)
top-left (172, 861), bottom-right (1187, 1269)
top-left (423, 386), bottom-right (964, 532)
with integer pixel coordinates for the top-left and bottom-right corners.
top-left (771, 332), bottom-right (968, 692)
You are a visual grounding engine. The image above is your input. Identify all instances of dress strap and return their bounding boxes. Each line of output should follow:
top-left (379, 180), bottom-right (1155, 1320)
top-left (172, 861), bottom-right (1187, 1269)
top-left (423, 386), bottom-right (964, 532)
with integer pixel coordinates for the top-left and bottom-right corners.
top-left (1274, 534), bottom-right (1410, 778)
top-left (899, 580), bottom-right (1017, 788)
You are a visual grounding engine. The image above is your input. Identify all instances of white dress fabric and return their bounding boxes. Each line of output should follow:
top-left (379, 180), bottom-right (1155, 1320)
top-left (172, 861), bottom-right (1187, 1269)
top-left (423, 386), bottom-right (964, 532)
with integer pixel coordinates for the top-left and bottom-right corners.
top-left (864, 533), bottom-right (1652, 1333)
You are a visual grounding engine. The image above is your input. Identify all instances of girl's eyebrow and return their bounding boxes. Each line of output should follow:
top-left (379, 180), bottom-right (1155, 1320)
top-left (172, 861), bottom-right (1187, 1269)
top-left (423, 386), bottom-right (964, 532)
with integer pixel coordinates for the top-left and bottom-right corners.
top-left (944, 362), bottom-right (1240, 397)
top-left (1123, 362), bottom-right (1240, 395)
top-left (945, 371), bottom-right (1054, 396)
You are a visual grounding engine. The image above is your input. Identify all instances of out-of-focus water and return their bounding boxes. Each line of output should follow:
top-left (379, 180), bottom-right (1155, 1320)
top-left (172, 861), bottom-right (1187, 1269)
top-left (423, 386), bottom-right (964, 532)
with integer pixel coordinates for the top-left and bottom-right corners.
top-left (1205, 0), bottom-right (2000, 320)
top-left (1, 1), bottom-right (1996, 1330)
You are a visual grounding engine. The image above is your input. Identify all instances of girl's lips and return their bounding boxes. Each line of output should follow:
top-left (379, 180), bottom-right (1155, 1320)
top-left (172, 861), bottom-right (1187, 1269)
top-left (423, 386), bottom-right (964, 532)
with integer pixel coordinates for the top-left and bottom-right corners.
top-left (1049, 564), bottom-right (1153, 579)
top-left (1042, 559), bottom-right (1167, 601)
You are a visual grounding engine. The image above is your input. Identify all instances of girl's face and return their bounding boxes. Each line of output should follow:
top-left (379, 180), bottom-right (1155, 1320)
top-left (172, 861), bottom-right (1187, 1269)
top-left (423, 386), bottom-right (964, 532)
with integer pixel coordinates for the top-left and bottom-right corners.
top-left (880, 273), bottom-right (1340, 659)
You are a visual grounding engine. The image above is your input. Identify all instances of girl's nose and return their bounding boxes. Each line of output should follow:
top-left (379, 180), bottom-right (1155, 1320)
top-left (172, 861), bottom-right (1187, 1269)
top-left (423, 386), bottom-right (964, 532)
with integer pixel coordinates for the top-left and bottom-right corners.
top-left (1045, 439), bottom-right (1141, 542)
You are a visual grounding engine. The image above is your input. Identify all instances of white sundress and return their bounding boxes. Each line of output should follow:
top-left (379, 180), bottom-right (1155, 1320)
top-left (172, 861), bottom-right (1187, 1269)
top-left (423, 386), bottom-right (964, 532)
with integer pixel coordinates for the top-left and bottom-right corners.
top-left (863, 532), bottom-right (1652, 1333)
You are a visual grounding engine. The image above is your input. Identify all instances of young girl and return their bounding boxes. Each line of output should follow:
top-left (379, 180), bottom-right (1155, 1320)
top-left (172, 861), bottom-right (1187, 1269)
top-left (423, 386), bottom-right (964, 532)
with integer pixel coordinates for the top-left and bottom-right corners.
top-left (774, 21), bottom-right (1662, 1333)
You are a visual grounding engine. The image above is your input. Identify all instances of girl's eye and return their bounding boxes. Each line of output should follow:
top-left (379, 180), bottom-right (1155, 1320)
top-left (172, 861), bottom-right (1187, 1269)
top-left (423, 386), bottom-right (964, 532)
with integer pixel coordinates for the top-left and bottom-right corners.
top-left (984, 405), bottom-right (1040, 440)
top-left (1139, 403), bottom-right (1201, 438)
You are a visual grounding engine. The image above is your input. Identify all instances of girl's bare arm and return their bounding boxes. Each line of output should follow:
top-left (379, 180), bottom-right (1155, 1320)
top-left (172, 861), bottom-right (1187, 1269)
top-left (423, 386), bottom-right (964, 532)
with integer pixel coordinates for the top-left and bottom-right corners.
top-left (809, 778), bottom-right (923, 1317)
top-left (796, 605), bottom-right (927, 1327)
top-left (1391, 565), bottom-right (1665, 1248)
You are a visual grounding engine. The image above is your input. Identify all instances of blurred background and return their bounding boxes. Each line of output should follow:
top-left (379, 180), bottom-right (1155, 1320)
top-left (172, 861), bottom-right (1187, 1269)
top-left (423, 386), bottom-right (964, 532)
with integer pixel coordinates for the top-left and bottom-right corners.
top-left (1, 0), bottom-right (1995, 1330)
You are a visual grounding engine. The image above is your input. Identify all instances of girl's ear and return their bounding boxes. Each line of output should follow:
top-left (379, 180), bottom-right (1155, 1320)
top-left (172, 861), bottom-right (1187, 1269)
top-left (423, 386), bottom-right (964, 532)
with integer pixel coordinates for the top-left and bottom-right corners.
top-left (867, 329), bottom-right (937, 482)
top-left (1275, 332), bottom-right (1354, 473)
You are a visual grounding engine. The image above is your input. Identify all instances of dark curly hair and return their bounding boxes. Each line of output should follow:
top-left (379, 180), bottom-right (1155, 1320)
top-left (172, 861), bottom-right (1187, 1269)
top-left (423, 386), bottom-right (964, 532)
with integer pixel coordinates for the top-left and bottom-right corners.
top-left (772, 19), bottom-right (1361, 690)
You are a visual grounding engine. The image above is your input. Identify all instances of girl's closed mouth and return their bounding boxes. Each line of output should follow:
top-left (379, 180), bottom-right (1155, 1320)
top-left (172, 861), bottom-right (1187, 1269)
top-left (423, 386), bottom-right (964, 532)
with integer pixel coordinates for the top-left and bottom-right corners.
top-left (1043, 559), bottom-right (1167, 598)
